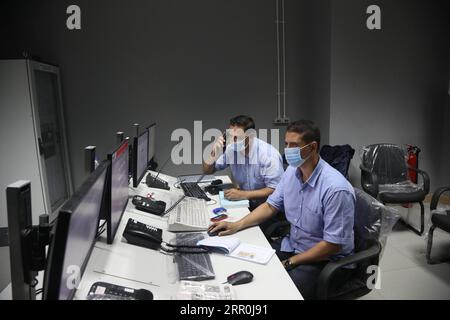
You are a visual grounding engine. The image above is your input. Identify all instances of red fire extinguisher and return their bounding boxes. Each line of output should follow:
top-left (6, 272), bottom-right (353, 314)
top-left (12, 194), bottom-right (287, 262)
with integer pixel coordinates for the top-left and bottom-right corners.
top-left (402, 144), bottom-right (421, 208)
top-left (406, 144), bottom-right (420, 183)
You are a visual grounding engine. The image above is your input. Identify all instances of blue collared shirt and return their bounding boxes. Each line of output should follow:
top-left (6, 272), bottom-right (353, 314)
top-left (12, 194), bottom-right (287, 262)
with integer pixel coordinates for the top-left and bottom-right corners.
top-left (215, 138), bottom-right (284, 207)
top-left (267, 158), bottom-right (355, 261)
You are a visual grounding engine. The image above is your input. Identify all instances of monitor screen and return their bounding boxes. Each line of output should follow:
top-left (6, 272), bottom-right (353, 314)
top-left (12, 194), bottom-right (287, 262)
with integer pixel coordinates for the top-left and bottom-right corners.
top-left (43, 160), bottom-right (109, 300)
top-left (107, 140), bottom-right (129, 244)
top-left (133, 129), bottom-right (149, 188)
top-left (147, 123), bottom-right (156, 162)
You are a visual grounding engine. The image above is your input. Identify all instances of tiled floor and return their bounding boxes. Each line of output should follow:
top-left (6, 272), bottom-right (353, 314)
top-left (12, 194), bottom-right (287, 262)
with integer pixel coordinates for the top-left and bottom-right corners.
top-left (358, 203), bottom-right (450, 300)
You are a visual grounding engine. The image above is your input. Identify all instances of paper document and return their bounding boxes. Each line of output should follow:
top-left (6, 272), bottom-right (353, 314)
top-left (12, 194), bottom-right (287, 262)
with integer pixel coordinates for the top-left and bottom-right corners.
top-left (197, 237), bottom-right (275, 265)
top-left (219, 191), bottom-right (249, 208)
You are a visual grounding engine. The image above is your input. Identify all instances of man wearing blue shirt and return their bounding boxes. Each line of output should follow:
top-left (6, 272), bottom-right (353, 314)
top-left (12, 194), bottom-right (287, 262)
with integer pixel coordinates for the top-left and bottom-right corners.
top-left (202, 115), bottom-right (284, 210)
top-left (208, 120), bottom-right (355, 299)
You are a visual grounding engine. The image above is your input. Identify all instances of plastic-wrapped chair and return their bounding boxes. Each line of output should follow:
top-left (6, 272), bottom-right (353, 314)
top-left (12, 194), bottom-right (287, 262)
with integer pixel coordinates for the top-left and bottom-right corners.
top-left (426, 186), bottom-right (450, 264)
top-left (320, 144), bottom-right (355, 178)
top-left (359, 143), bottom-right (430, 235)
top-left (265, 188), bottom-right (399, 299)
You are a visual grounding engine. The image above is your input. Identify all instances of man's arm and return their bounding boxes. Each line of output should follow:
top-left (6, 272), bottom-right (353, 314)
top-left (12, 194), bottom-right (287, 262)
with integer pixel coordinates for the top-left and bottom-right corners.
top-left (282, 241), bottom-right (342, 268)
top-left (202, 160), bottom-right (217, 174)
top-left (208, 202), bottom-right (278, 236)
top-left (224, 187), bottom-right (275, 201)
top-left (202, 135), bottom-right (225, 174)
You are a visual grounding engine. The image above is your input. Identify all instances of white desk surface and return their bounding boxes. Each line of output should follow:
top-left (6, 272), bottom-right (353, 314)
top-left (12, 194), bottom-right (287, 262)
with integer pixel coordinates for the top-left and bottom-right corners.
top-left (2, 171), bottom-right (302, 300)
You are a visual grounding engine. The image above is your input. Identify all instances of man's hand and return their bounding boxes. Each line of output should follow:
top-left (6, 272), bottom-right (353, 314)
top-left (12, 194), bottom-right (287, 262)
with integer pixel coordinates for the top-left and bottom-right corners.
top-left (204, 135), bottom-right (225, 166)
top-left (211, 135), bottom-right (225, 158)
top-left (224, 188), bottom-right (247, 200)
top-left (281, 258), bottom-right (296, 271)
top-left (208, 221), bottom-right (243, 236)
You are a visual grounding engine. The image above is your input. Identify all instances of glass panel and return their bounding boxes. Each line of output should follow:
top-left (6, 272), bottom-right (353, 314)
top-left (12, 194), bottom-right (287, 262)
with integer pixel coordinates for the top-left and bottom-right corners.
top-left (34, 70), bottom-right (68, 211)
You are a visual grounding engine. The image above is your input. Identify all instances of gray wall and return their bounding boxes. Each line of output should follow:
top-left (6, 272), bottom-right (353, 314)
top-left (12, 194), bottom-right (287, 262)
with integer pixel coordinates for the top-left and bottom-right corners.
top-left (3, 0), bottom-right (306, 189)
top-left (438, 94), bottom-right (450, 187)
top-left (328, 0), bottom-right (450, 190)
top-left (3, 0), bottom-right (449, 191)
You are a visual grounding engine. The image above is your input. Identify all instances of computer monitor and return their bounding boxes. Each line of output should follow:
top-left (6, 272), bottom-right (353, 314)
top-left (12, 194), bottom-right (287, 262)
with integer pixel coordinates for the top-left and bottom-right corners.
top-left (132, 129), bottom-right (149, 188)
top-left (147, 123), bottom-right (156, 163)
top-left (105, 140), bottom-right (130, 244)
top-left (6, 180), bottom-right (36, 300)
top-left (43, 160), bottom-right (109, 300)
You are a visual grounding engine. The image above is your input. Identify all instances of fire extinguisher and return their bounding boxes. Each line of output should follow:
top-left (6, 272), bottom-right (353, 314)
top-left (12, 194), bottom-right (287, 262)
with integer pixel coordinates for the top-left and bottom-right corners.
top-left (406, 144), bottom-right (421, 183)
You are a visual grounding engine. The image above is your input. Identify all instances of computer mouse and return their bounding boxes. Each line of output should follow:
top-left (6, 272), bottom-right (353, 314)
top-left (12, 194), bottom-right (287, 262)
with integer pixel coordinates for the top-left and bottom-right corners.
top-left (207, 229), bottom-right (220, 237)
top-left (227, 271), bottom-right (254, 286)
top-left (211, 179), bottom-right (223, 185)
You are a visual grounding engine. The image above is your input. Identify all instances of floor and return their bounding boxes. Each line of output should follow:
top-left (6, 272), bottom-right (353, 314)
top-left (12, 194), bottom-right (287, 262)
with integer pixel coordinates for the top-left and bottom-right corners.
top-left (1, 203), bottom-right (449, 299)
top-left (358, 203), bottom-right (450, 300)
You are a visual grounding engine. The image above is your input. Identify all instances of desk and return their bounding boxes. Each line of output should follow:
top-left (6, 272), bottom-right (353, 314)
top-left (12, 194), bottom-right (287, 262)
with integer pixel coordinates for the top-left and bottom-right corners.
top-left (2, 171), bottom-right (302, 300)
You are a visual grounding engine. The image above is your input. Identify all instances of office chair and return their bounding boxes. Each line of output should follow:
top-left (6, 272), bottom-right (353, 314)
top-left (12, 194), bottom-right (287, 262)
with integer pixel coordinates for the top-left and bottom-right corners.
top-left (265, 188), bottom-right (396, 300)
top-left (320, 144), bottom-right (355, 178)
top-left (359, 143), bottom-right (430, 235)
top-left (426, 186), bottom-right (450, 264)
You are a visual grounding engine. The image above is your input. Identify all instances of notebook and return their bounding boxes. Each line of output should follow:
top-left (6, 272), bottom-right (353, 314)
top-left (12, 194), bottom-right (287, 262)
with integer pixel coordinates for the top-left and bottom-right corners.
top-left (219, 191), bottom-right (249, 209)
top-left (197, 236), bottom-right (275, 265)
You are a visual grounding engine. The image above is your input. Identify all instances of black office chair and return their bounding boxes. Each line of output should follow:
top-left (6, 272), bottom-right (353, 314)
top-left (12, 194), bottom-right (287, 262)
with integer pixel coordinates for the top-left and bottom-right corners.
top-left (360, 143), bottom-right (430, 235)
top-left (320, 144), bottom-right (355, 178)
top-left (426, 186), bottom-right (450, 264)
top-left (265, 188), bottom-right (396, 300)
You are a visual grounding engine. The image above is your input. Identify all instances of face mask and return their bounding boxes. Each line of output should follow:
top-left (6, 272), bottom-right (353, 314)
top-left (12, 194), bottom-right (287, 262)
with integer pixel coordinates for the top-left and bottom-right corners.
top-left (284, 143), bottom-right (313, 168)
top-left (227, 138), bottom-right (247, 153)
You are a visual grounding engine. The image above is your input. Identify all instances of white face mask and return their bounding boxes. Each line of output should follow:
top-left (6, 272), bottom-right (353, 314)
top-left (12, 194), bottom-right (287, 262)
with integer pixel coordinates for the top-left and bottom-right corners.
top-left (226, 137), bottom-right (247, 153)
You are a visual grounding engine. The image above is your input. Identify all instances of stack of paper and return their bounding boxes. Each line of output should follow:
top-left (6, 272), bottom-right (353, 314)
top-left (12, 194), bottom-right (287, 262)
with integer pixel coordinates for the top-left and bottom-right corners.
top-left (197, 236), bottom-right (275, 265)
top-left (219, 191), bottom-right (249, 209)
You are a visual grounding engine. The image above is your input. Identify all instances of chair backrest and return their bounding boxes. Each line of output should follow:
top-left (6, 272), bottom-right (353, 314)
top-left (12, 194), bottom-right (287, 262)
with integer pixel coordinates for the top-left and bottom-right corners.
top-left (360, 143), bottom-right (408, 185)
top-left (353, 188), bottom-right (382, 252)
top-left (320, 144), bottom-right (355, 178)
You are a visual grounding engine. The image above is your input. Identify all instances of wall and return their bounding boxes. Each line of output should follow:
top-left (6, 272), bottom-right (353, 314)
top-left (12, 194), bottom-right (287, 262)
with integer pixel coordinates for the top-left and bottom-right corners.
top-left (438, 94), bottom-right (450, 187)
top-left (329, 0), bottom-right (450, 190)
top-left (3, 0), bottom-right (307, 189)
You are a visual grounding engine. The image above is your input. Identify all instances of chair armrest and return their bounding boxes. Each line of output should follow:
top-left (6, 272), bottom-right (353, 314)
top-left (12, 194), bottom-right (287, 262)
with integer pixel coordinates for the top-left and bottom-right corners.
top-left (359, 164), bottom-right (379, 197)
top-left (430, 186), bottom-right (450, 211)
top-left (264, 220), bottom-right (290, 238)
top-left (316, 241), bottom-right (382, 300)
top-left (408, 167), bottom-right (430, 194)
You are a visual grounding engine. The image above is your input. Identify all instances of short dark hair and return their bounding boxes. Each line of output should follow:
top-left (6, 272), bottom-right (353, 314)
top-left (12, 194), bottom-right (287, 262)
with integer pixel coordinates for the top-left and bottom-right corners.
top-left (229, 115), bottom-right (255, 132)
top-left (286, 120), bottom-right (321, 149)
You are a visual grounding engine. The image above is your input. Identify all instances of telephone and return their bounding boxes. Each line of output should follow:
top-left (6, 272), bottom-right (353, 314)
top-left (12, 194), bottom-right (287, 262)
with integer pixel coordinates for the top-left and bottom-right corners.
top-left (122, 218), bottom-right (163, 250)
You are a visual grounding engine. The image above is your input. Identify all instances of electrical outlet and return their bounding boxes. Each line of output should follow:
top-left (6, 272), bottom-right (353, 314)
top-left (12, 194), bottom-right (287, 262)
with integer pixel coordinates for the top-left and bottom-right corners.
top-left (274, 117), bottom-right (290, 125)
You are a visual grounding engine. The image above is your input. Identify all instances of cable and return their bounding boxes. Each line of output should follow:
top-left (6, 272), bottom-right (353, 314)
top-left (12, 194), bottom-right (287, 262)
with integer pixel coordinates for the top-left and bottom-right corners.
top-left (160, 242), bottom-right (209, 254)
top-left (207, 199), bottom-right (217, 206)
top-left (96, 221), bottom-right (107, 238)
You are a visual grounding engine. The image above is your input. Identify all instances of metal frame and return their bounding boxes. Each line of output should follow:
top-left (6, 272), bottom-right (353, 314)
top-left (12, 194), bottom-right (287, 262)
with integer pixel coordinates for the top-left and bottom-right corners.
top-left (26, 60), bottom-right (73, 220)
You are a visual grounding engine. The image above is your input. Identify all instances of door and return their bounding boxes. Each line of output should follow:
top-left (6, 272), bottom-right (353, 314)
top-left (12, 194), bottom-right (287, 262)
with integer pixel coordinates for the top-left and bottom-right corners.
top-left (27, 61), bottom-right (72, 216)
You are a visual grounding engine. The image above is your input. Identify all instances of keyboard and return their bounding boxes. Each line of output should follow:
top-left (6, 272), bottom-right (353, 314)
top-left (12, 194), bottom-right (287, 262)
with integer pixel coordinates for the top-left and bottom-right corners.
top-left (174, 233), bottom-right (215, 281)
top-left (168, 198), bottom-right (211, 232)
top-left (146, 173), bottom-right (170, 190)
top-left (180, 182), bottom-right (211, 201)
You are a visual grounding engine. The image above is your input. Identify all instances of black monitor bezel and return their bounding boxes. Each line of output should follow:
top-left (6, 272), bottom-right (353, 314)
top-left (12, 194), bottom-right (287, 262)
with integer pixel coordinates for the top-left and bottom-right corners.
top-left (43, 160), bottom-right (110, 300)
top-left (146, 123), bottom-right (156, 163)
top-left (106, 140), bottom-right (130, 244)
top-left (132, 129), bottom-right (149, 188)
